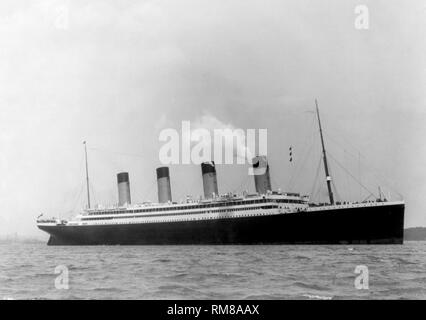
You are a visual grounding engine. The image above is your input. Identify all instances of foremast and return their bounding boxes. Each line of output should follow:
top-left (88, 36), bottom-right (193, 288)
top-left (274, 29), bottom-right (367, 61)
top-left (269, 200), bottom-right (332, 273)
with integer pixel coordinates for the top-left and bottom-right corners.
top-left (315, 100), bottom-right (335, 205)
top-left (83, 141), bottom-right (91, 209)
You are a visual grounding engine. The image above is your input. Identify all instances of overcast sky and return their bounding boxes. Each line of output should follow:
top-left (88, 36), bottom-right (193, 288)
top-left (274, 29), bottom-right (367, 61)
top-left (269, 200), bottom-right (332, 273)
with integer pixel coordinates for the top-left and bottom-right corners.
top-left (0, 0), bottom-right (425, 237)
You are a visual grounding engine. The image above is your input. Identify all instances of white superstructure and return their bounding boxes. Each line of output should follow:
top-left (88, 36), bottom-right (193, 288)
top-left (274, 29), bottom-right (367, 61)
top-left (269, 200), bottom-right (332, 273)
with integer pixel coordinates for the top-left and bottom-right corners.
top-left (37, 191), bottom-right (309, 227)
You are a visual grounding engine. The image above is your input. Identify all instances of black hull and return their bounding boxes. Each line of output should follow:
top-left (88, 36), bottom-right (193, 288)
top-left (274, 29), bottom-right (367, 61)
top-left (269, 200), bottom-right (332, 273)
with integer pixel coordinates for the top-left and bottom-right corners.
top-left (39, 203), bottom-right (405, 245)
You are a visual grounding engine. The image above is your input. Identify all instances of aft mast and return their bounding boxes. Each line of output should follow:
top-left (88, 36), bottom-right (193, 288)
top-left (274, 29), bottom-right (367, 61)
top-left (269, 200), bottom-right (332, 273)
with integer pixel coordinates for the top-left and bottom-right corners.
top-left (315, 100), bottom-right (335, 205)
top-left (83, 141), bottom-right (91, 209)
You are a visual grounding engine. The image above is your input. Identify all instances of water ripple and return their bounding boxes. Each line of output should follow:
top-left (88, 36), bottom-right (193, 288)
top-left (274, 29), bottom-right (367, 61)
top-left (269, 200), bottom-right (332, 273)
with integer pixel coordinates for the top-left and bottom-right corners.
top-left (0, 242), bottom-right (425, 299)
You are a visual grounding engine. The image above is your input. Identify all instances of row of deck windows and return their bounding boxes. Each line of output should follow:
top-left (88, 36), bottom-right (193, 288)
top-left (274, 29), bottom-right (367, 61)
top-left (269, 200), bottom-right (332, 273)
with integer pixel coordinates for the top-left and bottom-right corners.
top-left (88, 199), bottom-right (304, 216)
top-left (83, 213), bottom-right (270, 224)
top-left (82, 205), bottom-right (279, 221)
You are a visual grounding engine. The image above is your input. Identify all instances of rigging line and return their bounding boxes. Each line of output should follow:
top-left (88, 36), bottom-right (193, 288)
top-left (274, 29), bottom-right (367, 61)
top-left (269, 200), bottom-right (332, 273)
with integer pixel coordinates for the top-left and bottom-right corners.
top-left (325, 158), bottom-right (341, 202)
top-left (312, 175), bottom-right (324, 203)
top-left (311, 155), bottom-right (325, 202)
top-left (141, 178), bottom-right (158, 203)
top-left (294, 113), bottom-right (316, 167)
top-left (340, 149), bottom-right (349, 200)
top-left (70, 179), bottom-right (84, 211)
top-left (190, 168), bottom-right (203, 198)
top-left (331, 179), bottom-right (341, 203)
top-left (323, 131), bottom-right (364, 162)
top-left (327, 129), bottom-right (402, 196)
top-left (286, 116), bottom-right (311, 188)
top-left (289, 131), bottom-right (317, 191)
top-left (232, 174), bottom-right (251, 194)
top-left (316, 179), bottom-right (330, 203)
top-left (67, 153), bottom-right (86, 216)
top-left (174, 176), bottom-right (191, 202)
top-left (241, 168), bottom-right (257, 194)
top-left (310, 155), bottom-right (323, 200)
top-left (314, 108), bottom-right (369, 154)
top-left (173, 167), bottom-right (202, 201)
top-left (326, 152), bottom-right (376, 198)
top-left (270, 173), bottom-right (281, 192)
top-left (343, 149), bottom-right (352, 200)
top-left (362, 193), bottom-right (375, 202)
top-left (73, 182), bottom-right (84, 212)
top-left (326, 130), bottom-right (363, 155)
top-left (244, 174), bottom-right (253, 193)
top-left (89, 179), bottom-right (97, 207)
top-left (217, 167), bottom-right (234, 194)
top-left (70, 180), bottom-right (85, 215)
top-left (230, 178), bottom-right (242, 194)
top-left (323, 131), bottom-right (403, 198)
top-left (287, 114), bottom-right (317, 189)
top-left (321, 120), bottom-right (370, 157)
top-left (358, 151), bottom-right (362, 201)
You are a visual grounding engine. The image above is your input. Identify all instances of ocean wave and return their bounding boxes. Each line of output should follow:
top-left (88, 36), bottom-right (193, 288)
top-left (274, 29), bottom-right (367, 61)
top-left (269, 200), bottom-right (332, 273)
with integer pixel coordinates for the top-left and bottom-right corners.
top-left (302, 294), bottom-right (333, 300)
top-left (1, 242), bottom-right (425, 299)
top-left (392, 257), bottom-right (418, 265)
top-left (151, 258), bottom-right (172, 263)
top-left (242, 294), bottom-right (290, 300)
top-left (293, 255), bottom-right (312, 261)
top-left (92, 287), bottom-right (124, 293)
top-left (164, 272), bottom-right (190, 279)
top-left (293, 282), bottom-right (329, 291)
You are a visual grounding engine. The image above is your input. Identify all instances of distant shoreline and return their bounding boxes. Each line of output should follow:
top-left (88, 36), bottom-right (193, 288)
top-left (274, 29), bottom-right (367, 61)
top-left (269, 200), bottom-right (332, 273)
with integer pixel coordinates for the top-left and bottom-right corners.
top-left (404, 227), bottom-right (426, 241)
top-left (0, 237), bottom-right (45, 244)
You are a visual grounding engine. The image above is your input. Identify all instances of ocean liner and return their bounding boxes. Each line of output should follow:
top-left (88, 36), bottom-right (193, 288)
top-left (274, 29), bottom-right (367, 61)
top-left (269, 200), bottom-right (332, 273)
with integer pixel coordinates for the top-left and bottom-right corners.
top-left (37, 104), bottom-right (405, 245)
